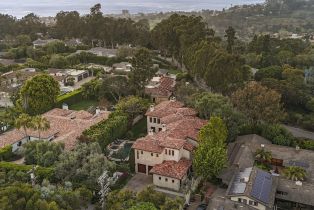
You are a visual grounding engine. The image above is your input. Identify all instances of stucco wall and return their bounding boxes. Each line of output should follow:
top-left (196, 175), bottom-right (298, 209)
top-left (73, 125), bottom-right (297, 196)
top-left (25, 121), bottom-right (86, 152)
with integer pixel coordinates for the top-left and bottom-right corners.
top-left (147, 116), bottom-right (163, 133)
top-left (230, 196), bottom-right (266, 210)
top-left (153, 174), bottom-right (181, 191)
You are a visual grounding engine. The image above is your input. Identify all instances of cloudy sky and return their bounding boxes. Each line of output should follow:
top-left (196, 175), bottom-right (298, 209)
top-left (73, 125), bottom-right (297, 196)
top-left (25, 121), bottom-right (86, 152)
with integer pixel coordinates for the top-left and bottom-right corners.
top-left (0, 0), bottom-right (264, 17)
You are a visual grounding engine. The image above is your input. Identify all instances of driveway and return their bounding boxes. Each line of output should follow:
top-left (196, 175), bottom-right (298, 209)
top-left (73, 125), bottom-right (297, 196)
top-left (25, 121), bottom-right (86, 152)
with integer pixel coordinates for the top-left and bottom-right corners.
top-left (124, 173), bottom-right (153, 192)
top-left (282, 125), bottom-right (314, 140)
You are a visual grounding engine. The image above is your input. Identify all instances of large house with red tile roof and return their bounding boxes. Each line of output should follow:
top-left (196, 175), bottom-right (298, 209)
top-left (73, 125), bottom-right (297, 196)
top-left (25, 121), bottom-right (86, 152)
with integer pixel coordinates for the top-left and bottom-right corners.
top-left (145, 76), bottom-right (176, 104)
top-left (0, 108), bottom-right (109, 152)
top-left (132, 100), bottom-right (207, 192)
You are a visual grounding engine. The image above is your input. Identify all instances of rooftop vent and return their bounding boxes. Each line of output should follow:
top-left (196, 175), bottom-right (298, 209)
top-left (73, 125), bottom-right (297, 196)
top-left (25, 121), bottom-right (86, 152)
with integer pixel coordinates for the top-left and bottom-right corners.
top-left (62, 103), bottom-right (69, 110)
top-left (296, 181), bottom-right (303, 186)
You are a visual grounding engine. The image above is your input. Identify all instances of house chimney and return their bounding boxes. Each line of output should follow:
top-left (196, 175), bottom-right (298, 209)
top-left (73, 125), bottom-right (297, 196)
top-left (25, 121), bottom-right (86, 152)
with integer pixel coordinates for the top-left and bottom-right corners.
top-left (62, 103), bottom-right (69, 110)
top-left (95, 107), bottom-right (101, 115)
top-left (150, 104), bottom-right (155, 112)
top-left (162, 124), bottom-right (167, 132)
top-left (148, 129), bottom-right (154, 136)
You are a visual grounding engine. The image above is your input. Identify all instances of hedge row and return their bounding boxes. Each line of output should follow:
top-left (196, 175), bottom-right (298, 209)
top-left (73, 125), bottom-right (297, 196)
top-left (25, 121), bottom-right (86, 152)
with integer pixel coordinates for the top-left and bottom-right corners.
top-left (82, 113), bottom-right (128, 150)
top-left (56, 89), bottom-right (83, 107)
top-left (0, 161), bottom-right (55, 182)
top-left (0, 145), bottom-right (13, 161)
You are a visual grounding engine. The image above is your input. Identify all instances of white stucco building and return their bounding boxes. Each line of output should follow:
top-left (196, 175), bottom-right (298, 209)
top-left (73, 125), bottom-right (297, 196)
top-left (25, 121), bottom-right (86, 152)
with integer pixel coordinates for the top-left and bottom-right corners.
top-left (132, 100), bottom-right (207, 192)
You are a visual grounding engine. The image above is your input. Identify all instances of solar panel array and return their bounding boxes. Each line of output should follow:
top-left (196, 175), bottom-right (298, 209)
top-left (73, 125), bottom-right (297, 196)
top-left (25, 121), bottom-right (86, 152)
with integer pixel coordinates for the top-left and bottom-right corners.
top-left (251, 170), bottom-right (273, 204)
top-left (229, 167), bottom-right (252, 194)
top-left (288, 160), bottom-right (309, 168)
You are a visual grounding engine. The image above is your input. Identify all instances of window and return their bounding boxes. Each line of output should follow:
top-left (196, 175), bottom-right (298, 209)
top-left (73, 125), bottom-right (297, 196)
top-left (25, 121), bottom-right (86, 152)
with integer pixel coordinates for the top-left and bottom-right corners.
top-left (159, 177), bottom-right (161, 180)
top-left (153, 118), bottom-right (157, 123)
top-left (157, 119), bottom-right (160, 124)
top-left (17, 141), bottom-right (22, 146)
top-left (253, 201), bottom-right (258, 206)
top-left (172, 180), bottom-right (175, 183)
top-left (149, 117), bottom-right (152, 123)
top-left (172, 150), bottom-right (174, 156)
top-left (277, 191), bottom-right (288, 196)
top-left (151, 153), bottom-right (153, 156)
top-left (141, 151), bottom-right (143, 154)
top-left (158, 128), bottom-right (162, 132)
top-left (238, 198), bottom-right (242, 203)
top-left (242, 199), bottom-right (247, 205)
top-left (165, 178), bottom-right (168, 182)
top-left (249, 200), bottom-right (253, 205)
top-left (156, 154), bottom-right (159, 157)
top-left (165, 149), bottom-right (167, 155)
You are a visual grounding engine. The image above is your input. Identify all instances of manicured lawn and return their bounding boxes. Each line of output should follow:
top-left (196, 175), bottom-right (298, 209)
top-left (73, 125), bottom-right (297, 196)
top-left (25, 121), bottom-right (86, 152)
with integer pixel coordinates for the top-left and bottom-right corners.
top-left (69, 100), bottom-right (98, 111)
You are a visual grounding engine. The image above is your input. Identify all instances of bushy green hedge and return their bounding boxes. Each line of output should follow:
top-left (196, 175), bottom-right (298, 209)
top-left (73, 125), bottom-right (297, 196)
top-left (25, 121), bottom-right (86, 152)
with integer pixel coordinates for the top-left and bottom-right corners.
top-left (0, 161), bottom-right (55, 183)
top-left (297, 138), bottom-right (314, 151)
top-left (56, 89), bottom-right (83, 107)
top-left (0, 145), bottom-right (13, 161)
top-left (82, 113), bottom-right (128, 149)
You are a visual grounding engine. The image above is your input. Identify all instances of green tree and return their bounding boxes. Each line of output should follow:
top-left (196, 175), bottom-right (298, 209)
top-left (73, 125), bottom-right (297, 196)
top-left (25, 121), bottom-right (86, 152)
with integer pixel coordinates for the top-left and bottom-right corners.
top-left (225, 26), bottom-right (236, 53)
top-left (23, 141), bottom-right (64, 167)
top-left (31, 116), bottom-right (50, 140)
top-left (231, 81), bottom-right (285, 125)
top-left (15, 113), bottom-right (32, 136)
top-left (128, 202), bottom-right (157, 210)
top-left (283, 166), bottom-right (306, 181)
top-left (129, 48), bottom-right (155, 94)
top-left (49, 55), bottom-right (68, 68)
top-left (254, 148), bottom-right (272, 163)
top-left (18, 74), bottom-right (60, 115)
top-left (193, 117), bottom-right (228, 179)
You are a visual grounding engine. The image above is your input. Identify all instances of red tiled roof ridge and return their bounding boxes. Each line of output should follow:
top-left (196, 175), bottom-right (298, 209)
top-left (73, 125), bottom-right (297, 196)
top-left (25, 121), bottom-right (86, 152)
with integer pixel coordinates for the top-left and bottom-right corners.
top-left (150, 158), bottom-right (192, 179)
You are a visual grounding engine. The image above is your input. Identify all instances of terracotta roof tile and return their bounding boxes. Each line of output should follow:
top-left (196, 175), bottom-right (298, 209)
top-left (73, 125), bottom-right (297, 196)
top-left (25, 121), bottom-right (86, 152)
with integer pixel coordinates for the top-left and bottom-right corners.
top-left (0, 108), bottom-right (110, 150)
top-left (150, 159), bottom-right (192, 179)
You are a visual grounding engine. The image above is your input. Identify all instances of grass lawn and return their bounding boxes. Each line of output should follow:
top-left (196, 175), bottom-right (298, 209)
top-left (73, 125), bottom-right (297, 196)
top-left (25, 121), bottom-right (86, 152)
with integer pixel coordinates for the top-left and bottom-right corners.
top-left (128, 117), bottom-right (147, 140)
top-left (69, 100), bottom-right (98, 111)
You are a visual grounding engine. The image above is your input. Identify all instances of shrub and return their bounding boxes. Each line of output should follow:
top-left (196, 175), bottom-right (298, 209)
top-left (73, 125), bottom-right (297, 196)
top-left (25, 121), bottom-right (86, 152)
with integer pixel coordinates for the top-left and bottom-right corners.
top-left (0, 161), bottom-right (55, 183)
top-left (56, 89), bottom-right (83, 107)
top-left (0, 145), bottom-right (13, 161)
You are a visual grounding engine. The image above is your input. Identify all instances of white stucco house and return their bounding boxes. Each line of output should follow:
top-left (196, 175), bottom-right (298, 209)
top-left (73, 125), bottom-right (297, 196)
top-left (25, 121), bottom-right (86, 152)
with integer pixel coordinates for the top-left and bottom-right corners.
top-left (132, 100), bottom-right (207, 192)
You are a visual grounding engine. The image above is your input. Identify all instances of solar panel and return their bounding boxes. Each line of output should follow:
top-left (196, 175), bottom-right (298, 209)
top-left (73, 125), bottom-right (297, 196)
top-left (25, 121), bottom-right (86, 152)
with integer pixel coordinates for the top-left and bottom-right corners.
top-left (251, 170), bottom-right (272, 204)
top-left (288, 160), bottom-right (309, 168)
top-left (229, 168), bottom-right (252, 194)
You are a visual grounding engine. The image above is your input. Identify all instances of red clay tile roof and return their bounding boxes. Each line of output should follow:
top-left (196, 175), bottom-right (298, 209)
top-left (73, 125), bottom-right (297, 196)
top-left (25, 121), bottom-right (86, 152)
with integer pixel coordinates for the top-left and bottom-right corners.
top-left (183, 142), bottom-right (195, 152)
top-left (160, 108), bottom-right (197, 124)
top-left (145, 76), bottom-right (175, 97)
top-left (166, 118), bottom-right (207, 140)
top-left (146, 100), bottom-right (184, 118)
top-left (132, 137), bottom-right (164, 153)
top-left (150, 159), bottom-right (192, 179)
top-left (0, 108), bottom-right (110, 150)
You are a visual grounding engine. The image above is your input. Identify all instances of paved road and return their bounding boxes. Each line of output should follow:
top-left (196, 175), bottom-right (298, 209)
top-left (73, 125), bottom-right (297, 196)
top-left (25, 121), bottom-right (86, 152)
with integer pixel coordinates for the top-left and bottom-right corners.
top-left (283, 125), bottom-right (314, 140)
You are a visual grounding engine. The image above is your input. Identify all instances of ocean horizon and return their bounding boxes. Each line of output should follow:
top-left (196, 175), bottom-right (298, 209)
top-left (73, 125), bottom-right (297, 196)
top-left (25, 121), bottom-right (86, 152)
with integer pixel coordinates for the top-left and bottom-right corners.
top-left (0, 0), bottom-right (264, 18)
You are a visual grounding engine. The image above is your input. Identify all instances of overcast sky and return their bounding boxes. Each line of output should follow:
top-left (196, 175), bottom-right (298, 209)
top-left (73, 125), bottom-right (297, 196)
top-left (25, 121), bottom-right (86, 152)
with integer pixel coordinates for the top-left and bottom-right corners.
top-left (0, 0), bottom-right (265, 17)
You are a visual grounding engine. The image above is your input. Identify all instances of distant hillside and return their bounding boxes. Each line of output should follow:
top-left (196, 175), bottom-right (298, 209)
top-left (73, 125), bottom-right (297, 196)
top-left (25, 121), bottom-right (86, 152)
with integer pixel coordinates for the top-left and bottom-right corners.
top-left (132, 0), bottom-right (314, 39)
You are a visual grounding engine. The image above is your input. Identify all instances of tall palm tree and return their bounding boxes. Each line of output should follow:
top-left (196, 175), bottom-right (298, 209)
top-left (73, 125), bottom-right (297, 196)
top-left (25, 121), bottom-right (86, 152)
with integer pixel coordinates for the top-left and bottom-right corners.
top-left (283, 166), bottom-right (307, 181)
top-left (255, 148), bottom-right (272, 163)
top-left (15, 113), bottom-right (32, 137)
top-left (31, 116), bottom-right (50, 140)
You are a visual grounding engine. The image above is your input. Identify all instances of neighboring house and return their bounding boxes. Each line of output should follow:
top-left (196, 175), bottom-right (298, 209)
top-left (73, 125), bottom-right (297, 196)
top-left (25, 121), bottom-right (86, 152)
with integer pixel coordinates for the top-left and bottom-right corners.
top-left (0, 68), bottom-right (38, 107)
top-left (132, 100), bottom-right (207, 192)
top-left (0, 107), bottom-right (109, 152)
top-left (112, 62), bottom-right (132, 73)
top-left (145, 76), bottom-right (176, 104)
top-left (33, 39), bottom-right (59, 48)
top-left (226, 167), bottom-right (278, 210)
top-left (88, 47), bottom-right (117, 57)
top-left (65, 38), bottom-right (82, 47)
top-left (217, 134), bottom-right (314, 210)
top-left (47, 68), bottom-right (90, 86)
top-left (87, 64), bottom-right (112, 73)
